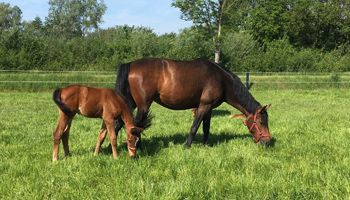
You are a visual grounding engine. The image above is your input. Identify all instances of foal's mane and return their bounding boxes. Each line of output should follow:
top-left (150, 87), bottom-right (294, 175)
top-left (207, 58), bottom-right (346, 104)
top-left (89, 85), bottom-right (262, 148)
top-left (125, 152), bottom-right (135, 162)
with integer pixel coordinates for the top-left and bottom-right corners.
top-left (203, 58), bottom-right (261, 114)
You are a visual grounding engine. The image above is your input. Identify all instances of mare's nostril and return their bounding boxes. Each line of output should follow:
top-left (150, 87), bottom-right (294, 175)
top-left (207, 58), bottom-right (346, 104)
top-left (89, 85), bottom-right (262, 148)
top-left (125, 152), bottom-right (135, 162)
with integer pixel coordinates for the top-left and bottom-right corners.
top-left (260, 140), bottom-right (270, 147)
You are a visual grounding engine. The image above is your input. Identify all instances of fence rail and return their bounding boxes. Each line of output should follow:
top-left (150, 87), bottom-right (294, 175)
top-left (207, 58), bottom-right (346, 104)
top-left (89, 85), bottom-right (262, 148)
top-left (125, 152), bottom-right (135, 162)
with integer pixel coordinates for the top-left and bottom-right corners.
top-left (2, 69), bottom-right (349, 75)
top-left (1, 70), bottom-right (349, 92)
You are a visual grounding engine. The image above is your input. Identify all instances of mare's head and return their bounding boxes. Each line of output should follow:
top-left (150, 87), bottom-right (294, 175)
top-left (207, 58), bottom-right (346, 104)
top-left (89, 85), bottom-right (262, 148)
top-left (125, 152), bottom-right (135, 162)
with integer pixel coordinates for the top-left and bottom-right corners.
top-left (231, 105), bottom-right (271, 147)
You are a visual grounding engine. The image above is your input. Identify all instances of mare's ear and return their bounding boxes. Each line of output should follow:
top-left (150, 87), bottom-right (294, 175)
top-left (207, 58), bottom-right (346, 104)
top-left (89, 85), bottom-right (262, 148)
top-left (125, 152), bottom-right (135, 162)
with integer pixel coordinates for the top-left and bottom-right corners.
top-left (229, 114), bottom-right (245, 119)
top-left (260, 104), bottom-right (271, 113)
top-left (264, 104), bottom-right (271, 110)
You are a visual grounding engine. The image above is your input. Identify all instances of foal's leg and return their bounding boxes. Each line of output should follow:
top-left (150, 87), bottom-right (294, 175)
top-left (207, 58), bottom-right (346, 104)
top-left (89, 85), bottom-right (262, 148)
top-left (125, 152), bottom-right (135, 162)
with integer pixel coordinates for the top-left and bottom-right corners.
top-left (52, 113), bottom-right (71, 162)
top-left (105, 119), bottom-right (118, 159)
top-left (61, 120), bottom-right (72, 158)
top-left (94, 120), bottom-right (108, 156)
top-left (106, 118), bottom-right (124, 151)
top-left (184, 105), bottom-right (212, 148)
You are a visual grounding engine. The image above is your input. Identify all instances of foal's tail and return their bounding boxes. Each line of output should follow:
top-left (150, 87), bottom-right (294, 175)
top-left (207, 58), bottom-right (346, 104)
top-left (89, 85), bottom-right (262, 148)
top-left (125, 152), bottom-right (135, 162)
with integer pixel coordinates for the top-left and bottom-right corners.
top-left (53, 88), bottom-right (71, 115)
top-left (115, 62), bottom-right (135, 109)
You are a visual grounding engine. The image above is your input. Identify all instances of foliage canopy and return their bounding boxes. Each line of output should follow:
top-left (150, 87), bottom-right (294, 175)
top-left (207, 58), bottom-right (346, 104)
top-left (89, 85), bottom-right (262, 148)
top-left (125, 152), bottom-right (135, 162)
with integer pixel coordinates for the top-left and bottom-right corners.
top-left (1, 0), bottom-right (350, 72)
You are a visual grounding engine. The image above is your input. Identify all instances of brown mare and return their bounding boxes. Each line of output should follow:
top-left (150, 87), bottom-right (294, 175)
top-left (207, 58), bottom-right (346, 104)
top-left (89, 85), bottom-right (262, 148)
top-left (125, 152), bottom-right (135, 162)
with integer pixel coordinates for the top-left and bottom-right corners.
top-left (114, 58), bottom-right (271, 148)
top-left (52, 85), bottom-right (152, 162)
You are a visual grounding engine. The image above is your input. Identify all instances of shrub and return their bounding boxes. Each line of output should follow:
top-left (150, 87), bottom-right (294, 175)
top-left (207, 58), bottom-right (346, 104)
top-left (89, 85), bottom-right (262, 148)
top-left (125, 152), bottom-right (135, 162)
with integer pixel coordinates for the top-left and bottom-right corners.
top-left (221, 31), bottom-right (263, 71)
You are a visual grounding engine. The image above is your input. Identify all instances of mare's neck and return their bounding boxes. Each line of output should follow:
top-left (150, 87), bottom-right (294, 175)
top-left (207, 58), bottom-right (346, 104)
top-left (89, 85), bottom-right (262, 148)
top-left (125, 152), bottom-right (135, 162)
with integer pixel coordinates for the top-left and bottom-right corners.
top-left (209, 59), bottom-right (261, 116)
top-left (226, 75), bottom-right (261, 117)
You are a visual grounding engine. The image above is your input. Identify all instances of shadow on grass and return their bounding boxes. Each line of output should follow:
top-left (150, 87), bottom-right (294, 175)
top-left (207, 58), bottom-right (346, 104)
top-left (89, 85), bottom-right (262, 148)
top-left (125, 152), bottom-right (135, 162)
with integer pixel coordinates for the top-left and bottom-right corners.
top-left (136, 132), bottom-right (252, 157)
top-left (211, 109), bottom-right (231, 117)
top-left (72, 133), bottom-right (276, 158)
top-left (95, 132), bottom-right (277, 158)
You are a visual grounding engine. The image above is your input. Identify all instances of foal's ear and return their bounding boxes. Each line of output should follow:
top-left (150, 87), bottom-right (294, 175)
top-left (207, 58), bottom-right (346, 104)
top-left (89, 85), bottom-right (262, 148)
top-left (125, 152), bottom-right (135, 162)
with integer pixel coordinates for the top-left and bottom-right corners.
top-left (131, 127), bottom-right (144, 135)
top-left (229, 114), bottom-right (246, 119)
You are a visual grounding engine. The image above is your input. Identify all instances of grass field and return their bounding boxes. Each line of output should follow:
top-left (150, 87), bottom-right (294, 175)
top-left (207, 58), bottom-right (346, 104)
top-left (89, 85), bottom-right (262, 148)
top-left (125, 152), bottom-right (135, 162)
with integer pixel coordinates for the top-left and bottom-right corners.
top-left (1, 86), bottom-right (350, 199)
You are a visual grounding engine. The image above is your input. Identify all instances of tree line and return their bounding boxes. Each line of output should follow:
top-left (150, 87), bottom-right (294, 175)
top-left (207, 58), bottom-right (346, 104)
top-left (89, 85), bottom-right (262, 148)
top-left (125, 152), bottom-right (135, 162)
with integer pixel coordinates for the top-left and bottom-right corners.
top-left (1, 0), bottom-right (350, 72)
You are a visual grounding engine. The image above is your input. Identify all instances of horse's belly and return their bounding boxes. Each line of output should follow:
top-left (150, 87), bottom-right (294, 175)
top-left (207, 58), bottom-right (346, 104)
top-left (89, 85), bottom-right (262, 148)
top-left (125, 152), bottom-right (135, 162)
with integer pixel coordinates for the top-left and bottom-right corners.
top-left (77, 107), bottom-right (102, 118)
top-left (154, 95), bottom-right (199, 110)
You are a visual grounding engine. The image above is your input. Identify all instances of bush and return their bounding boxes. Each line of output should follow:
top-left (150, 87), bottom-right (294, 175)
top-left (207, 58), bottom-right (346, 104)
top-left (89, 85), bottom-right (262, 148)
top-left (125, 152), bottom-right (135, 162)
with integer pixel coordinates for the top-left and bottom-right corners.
top-left (315, 49), bottom-right (350, 72)
top-left (221, 31), bottom-right (263, 71)
top-left (0, 25), bottom-right (349, 72)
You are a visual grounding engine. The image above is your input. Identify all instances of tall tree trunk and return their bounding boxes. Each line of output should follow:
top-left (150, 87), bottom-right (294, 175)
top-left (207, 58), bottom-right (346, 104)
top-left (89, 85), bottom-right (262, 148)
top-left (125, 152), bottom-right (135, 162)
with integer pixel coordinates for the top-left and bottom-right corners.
top-left (215, 40), bottom-right (221, 63)
top-left (215, 0), bottom-right (226, 63)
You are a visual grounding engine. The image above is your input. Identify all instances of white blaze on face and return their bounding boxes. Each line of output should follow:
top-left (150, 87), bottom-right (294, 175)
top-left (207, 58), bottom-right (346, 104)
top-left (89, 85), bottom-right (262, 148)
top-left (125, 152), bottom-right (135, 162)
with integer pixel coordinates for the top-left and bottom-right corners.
top-left (135, 137), bottom-right (139, 146)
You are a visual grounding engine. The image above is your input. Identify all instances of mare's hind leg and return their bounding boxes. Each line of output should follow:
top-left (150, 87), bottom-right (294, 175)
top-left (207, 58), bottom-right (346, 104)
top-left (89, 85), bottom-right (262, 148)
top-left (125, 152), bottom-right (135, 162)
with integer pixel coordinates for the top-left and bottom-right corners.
top-left (184, 105), bottom-right (213, 148)
top-left (114, 118), bottom-right (125, 137)
top-left (202, 110), bottom-right (212, 147)
top-left (94, 120), bottom-right (108, 156)
top-left (53, 112), bottom-right (72, 162)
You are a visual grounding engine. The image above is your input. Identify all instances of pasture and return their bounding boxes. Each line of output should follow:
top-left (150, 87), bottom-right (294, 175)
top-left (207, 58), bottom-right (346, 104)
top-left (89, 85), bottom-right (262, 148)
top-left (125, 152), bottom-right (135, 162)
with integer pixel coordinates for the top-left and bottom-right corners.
top-left (1, 72), bottom-right (350, 199)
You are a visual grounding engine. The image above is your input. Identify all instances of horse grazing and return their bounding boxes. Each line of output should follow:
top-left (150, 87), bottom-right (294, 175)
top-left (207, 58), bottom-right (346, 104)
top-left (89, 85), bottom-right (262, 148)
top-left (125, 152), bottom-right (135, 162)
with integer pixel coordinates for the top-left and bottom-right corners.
top-left (115, 58), bottom-right (271, 148)
top-left (52, 85), bottom-right (152, 162)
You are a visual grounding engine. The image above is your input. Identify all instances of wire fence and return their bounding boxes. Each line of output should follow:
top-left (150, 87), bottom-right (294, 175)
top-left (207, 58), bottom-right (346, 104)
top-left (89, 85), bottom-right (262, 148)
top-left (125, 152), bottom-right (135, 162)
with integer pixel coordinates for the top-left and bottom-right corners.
top-left (1, 70), bottom-right (349, 91)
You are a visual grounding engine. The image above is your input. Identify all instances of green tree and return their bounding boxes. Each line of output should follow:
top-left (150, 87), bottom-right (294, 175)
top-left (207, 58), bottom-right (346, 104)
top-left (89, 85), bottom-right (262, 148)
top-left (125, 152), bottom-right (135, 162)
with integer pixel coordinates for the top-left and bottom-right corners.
top-left (243, 0), bottom-right (292, 47)
top-left (45, 0), bottom-right (106, 38)
top-left (0, 2), bottom-right (22, 31)
top-left (172, 0), bottom-right (239, 63)
top-left (243, 0), bottom-right (350, 52)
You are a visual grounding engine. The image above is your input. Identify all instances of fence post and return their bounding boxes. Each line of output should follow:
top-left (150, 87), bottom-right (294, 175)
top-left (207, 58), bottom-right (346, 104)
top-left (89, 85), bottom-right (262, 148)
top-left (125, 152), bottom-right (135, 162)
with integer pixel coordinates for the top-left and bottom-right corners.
top-left (246, 72), bottom-right (249, 90)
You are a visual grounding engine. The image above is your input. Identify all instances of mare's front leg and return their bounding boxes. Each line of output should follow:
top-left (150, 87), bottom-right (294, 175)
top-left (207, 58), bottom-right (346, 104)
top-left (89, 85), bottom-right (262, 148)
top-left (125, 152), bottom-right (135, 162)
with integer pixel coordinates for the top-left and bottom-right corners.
top-left (94, 120), bottom-right (107, 156)
top-left (184, 105), bottom-right (212, 148)
top-left (105, 119), bottom-right (118, 159)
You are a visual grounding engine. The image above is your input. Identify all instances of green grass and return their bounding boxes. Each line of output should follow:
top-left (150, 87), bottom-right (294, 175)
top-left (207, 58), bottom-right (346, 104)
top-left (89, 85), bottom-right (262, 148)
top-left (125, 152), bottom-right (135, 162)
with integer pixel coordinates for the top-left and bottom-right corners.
top-left (1, 89), bottom-right (350, 199)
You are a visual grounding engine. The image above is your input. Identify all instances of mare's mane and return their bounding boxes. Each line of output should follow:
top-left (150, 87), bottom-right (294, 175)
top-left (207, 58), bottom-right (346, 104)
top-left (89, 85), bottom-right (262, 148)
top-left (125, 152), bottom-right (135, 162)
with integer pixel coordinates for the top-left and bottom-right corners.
top-left (203, 58), bottom-right (261, 114)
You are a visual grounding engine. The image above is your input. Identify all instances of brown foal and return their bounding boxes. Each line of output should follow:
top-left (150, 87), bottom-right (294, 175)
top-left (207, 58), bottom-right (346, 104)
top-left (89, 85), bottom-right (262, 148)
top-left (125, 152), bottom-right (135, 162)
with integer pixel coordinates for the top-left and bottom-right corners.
top-left (52, 85), bottom-right (151, 162)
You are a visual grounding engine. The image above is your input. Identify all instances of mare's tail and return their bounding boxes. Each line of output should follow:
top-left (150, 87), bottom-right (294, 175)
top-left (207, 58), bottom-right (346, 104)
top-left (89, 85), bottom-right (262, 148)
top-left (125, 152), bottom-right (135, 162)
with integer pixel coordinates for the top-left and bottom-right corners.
top-left (115, 62), bottom-right (136, 110)
top-left (133, 111), bottom-right (154, 131)
top-left (53, 88), bottom-right (71, 115)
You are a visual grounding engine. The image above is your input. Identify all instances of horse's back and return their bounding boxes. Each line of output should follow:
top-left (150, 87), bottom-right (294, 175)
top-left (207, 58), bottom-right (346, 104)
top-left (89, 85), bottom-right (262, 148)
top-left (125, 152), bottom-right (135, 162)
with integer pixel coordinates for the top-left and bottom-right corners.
top-left (128, 58), bottom-right (226, 109)
top-left (59, 85), bottom-right (114, 117)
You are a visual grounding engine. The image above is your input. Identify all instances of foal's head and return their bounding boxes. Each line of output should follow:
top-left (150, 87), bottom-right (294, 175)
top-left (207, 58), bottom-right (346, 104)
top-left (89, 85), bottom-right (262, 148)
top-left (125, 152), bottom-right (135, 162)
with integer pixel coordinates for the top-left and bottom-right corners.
top-left (126, 111), bottom-right (154, 158)
top-left (126, 127), bottom-right (142, 158)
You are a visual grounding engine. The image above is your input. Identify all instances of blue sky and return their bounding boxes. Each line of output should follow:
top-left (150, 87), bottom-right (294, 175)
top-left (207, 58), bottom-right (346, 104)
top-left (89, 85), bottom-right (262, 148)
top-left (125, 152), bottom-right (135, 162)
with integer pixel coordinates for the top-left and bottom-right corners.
top-left (2, 0), bottom-right (193, 34)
